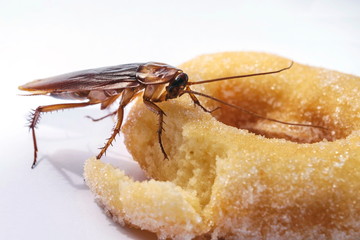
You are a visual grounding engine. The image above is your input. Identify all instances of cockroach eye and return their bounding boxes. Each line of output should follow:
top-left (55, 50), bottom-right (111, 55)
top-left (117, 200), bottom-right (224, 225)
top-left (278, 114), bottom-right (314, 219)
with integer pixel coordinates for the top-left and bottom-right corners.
top-left (173, 72), bottom-right (188, 87)
top-left (166, 73), bottom-right (189, 99)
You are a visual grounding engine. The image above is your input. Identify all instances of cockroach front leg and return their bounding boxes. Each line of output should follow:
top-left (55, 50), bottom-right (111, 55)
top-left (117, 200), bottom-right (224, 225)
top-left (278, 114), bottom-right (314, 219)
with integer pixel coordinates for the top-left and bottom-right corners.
top-left (143, 100), bottom-right (168, 159)
top-left (185, 88), bottom-right (220, 113)
top-left (29, 102), bottom-right (96, 168)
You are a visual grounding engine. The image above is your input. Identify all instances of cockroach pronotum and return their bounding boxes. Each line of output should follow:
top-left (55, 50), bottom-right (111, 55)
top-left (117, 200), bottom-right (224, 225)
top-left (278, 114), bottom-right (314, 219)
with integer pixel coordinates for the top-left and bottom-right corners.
top-left (19, 61), bottom-right (325, 168)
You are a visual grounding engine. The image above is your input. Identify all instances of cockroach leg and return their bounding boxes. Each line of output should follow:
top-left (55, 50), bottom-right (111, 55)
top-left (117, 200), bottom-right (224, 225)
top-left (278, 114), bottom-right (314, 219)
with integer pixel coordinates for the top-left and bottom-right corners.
top-left (86, 110), bottom-right (117, 122)
top-left (185, 89), bottom-right (220, 113)
top-left (29, 110), bottom-right (40, 168)
top-left (96, 89), bottom-right (136, 159)
top-left (143, 100), bottom-right (168, 159)
top-left (29, 102), bottom-right (96, 168)
top-left (157, 111), bottom-right (168, 159)
top-left (96, 106), bottom-right (124, 159)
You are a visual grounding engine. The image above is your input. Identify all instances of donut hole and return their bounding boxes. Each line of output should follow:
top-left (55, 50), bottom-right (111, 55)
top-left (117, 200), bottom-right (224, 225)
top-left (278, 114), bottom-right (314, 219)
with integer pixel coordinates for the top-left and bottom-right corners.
top-left (202, 87), bottom-right (345, 144)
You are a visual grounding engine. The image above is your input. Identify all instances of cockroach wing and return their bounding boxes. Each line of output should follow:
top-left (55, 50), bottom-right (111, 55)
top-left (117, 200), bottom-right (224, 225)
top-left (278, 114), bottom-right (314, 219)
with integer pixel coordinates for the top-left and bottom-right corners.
top-left (19, 63), bottom-right (143, 94)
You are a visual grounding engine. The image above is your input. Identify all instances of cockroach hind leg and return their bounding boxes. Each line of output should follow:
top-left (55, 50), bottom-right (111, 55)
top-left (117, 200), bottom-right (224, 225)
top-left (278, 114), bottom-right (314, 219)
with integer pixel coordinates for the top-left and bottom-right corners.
top-left (31, 158), bottom-right (37, 169)
top-left (31, 155), bottom-right (45, 169)
top-left (27, 102), bottom-right (98, 168)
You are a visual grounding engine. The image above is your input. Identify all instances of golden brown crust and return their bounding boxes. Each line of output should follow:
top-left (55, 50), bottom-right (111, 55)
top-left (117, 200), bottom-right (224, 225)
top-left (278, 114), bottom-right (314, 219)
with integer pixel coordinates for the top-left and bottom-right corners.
top-left (85, 52), bottom-right (360, 239)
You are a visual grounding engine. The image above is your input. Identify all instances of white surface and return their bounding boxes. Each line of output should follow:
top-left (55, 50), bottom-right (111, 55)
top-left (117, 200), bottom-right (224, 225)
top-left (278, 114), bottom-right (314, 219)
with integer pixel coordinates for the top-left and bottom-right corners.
top-left (1, 0), bottom-right (359, 239)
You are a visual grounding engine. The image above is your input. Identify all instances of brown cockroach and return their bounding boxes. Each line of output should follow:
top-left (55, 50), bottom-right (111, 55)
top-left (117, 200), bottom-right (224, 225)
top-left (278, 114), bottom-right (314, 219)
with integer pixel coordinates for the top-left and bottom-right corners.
top-left (19, 61), bottom-right (323, 168)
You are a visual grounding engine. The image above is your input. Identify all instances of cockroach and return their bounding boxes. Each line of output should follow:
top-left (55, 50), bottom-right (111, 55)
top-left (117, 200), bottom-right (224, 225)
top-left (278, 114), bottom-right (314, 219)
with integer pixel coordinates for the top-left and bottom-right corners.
top-left (19, 61), bottom-right (324, 168)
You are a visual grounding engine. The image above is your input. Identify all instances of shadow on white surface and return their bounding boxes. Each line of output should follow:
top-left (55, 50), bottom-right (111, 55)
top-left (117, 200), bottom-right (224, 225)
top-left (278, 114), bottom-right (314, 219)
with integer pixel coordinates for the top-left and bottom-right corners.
top-left (41, 149), bottom-right (157, 239)
top-left (108, 219), bottom-right (158, 240)
top-left (45, 148), bottom-right (149, 185)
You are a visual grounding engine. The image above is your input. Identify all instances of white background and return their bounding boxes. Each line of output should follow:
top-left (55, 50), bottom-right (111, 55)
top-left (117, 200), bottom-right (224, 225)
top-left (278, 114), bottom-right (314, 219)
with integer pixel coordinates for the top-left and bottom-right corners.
top-left (1, 0), bottom-right (359, 239)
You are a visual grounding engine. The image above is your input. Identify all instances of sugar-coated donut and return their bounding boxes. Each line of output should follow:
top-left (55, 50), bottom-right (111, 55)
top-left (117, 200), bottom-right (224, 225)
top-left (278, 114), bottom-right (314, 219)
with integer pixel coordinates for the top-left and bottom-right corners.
top-left (84, 52), bottom-right (360, 239)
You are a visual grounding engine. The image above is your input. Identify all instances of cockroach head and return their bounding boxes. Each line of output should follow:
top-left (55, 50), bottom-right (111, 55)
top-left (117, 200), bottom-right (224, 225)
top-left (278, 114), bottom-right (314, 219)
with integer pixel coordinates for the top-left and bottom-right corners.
top-left (165, 72), bottom-right (188, 100)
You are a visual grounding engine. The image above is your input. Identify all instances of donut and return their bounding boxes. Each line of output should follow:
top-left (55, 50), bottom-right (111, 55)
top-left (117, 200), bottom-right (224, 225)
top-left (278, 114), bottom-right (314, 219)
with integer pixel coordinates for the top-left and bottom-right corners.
top-left (84, 52), bottom-right (360, 239)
